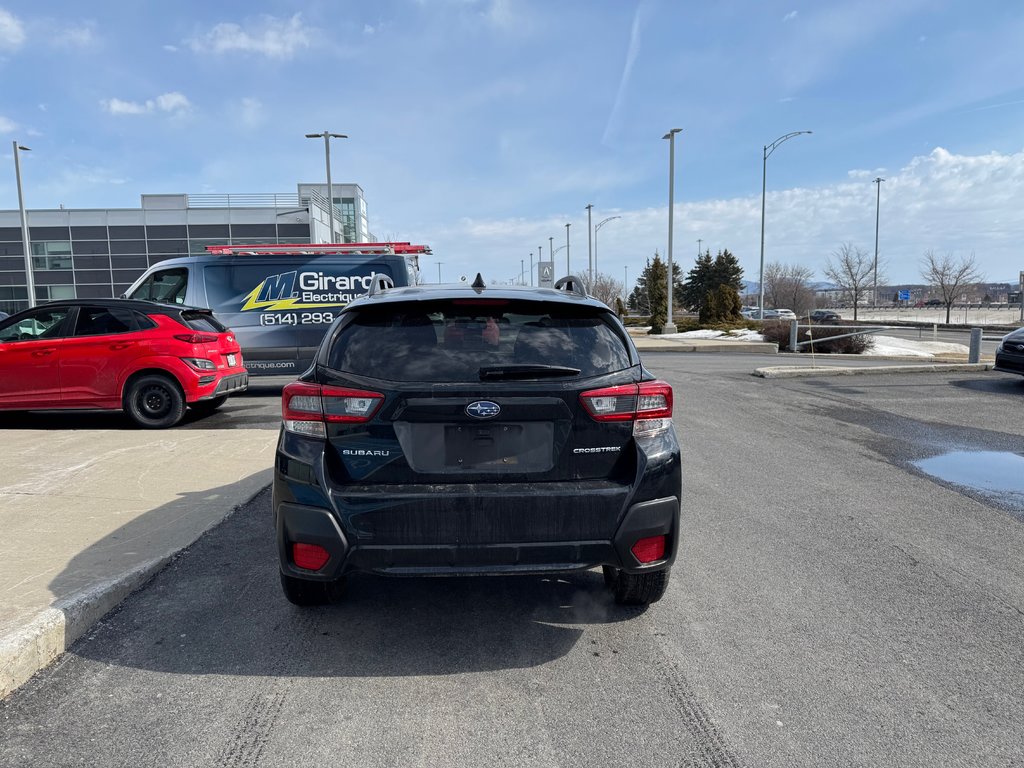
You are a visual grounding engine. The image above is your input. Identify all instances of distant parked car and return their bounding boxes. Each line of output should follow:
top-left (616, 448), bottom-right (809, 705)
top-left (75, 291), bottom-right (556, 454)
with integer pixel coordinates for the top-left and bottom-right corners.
top-left (774, 309), bottom-right (797, 320)
top-left (0, 311), bottom-right (8, 321)
top-left (809, 310), bottom-right (841, 323)
top-left (0, 299), bottom-right (248, 427)
top-left (925, 299), bottom-right (943, 307)
top-left (994, 328), bottom-right (1024, 377)
top-left (758, 309), bottom-right (781, 320)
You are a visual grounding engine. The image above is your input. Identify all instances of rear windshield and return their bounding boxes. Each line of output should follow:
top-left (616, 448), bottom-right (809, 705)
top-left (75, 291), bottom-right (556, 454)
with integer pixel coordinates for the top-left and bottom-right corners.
top-left (180, 310), bottom-right (228, 333)
top-left (326, 299), bottom-right (632, 382)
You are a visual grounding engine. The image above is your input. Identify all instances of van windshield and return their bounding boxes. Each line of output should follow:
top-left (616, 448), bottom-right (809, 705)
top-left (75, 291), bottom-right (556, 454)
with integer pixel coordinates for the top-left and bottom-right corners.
top-left (202, 262), bottom-right (395, 314)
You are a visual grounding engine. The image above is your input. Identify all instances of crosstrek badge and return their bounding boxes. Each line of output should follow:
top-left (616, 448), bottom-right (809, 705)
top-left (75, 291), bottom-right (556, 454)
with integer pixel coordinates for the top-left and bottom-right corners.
top-left (240, 270), bottom-right (381, 312)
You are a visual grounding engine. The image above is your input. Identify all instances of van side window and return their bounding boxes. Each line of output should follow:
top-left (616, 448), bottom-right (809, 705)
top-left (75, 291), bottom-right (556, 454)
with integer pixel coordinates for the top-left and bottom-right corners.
top-left (131, 268), bottom-right (188, 304)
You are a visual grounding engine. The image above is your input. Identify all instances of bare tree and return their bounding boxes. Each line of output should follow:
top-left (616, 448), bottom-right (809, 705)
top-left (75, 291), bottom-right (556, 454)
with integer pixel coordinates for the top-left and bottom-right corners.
top-left (579, 271), bottom-right (625, 310)
top-left (763, 261), bottom-right (816, 315)
top-left (920, 250), bottom-right (985, 324)
top-left (823, 243), bottom-right (875, 321)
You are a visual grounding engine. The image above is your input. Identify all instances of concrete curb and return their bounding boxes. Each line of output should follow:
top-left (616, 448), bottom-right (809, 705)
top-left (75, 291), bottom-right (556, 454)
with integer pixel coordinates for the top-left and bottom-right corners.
top-left (0, 556), bottom-right (171, 698)
top-left (0, 483), bottom-right (270, 700)
top-left (753, 363), bottom-right (995, 379)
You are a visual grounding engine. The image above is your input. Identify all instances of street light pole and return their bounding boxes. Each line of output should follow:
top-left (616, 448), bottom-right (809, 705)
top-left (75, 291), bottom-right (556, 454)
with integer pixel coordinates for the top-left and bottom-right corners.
top-left (305, 131), bottom-right (348, 243)
top-left (585, 204), bottom-right (594, 281)
top-left (758, 130), bottom-right (812, 319)
top-left (521, 259), bottom-right (525, 285)
top-left (662, 128), bottom-right (682, 333)
top-left (565, 223), bottom-right (571, 275)
top-left (529, 252), bottom-right (534, 286)
top-left (697, 238), bottom-right (702, 257)
top-left (594, 215), bottom-right (621, 278)
top-left (437, 262), bottom-right (443, 283)
top-left (872, 177), bottom-right (884, 308)
top-left (549, 237), bottom-right (554, 265)
top-left (13, 141), bottom-right (34, 308)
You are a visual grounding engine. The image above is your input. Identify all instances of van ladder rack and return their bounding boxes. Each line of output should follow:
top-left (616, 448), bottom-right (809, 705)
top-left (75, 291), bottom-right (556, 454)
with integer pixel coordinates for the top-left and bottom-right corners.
top-left (205, 242), bottom-right (432, 256)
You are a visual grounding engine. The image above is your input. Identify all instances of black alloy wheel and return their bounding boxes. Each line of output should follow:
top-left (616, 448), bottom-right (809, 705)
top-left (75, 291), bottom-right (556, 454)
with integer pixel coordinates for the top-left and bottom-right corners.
top-left (125, 374), bottom-right (186, 429)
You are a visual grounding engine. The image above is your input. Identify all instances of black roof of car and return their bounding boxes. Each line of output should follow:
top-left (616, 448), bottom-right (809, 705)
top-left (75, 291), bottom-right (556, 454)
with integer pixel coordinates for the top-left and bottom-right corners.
top-left (8, 298), bottom-right (211, 317)
top-left (346, 279), bottom-right (612, 312)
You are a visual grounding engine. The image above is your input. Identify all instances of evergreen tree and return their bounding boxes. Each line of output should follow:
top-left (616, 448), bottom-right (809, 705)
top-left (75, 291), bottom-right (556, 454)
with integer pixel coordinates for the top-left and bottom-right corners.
top-left (679, 251), bottom-right (714, 311)
top-left (681, 248), bottom-right (744, 318)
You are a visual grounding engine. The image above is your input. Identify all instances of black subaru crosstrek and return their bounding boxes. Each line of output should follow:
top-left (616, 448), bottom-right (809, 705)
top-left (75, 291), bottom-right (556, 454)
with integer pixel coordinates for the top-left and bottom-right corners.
top-left (272, 275), bottom-right (681, 607)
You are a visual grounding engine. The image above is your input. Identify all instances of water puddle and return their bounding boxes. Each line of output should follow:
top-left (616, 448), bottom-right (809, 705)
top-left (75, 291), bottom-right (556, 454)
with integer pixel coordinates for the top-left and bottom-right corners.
top-left (913, 451), bottom-right (1024, 511)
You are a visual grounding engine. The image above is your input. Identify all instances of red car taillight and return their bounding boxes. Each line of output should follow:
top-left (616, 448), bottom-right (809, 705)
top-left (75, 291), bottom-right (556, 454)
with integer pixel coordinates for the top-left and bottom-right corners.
top-left (579, 381), bottom-right (673, 437)
top-left (282, 381), bottom-right (384, 437)
top-left (174, 333), bottom-right (220, 344)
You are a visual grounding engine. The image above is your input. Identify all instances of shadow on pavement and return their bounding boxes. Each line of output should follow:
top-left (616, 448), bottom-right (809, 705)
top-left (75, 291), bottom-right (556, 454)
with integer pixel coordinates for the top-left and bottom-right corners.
top-left (58, 488), bottom-right (631, 679)
top-left (951, 376), bottom-right (1024, 396)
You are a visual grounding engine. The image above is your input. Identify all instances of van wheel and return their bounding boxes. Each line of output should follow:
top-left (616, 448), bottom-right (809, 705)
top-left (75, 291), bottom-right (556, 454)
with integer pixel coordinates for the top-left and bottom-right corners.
top-left (280, 573), bottom-right (346, 606)
top-left (125, 374), bottom-right (186, 429)
top-left (612, 569), bottom-right (670, 606)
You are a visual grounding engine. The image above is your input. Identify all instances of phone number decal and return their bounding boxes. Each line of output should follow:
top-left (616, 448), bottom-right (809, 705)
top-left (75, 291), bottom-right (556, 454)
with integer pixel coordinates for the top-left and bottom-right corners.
top-left (259, 312), bottom-right (336, 326)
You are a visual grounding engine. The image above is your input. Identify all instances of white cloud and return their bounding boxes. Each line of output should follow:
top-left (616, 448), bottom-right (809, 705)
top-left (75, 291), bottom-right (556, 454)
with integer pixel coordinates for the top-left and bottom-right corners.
top-left (100, 92), bottom-right (191, 116)
top-left (783, 10), bottom-right (798, 21)
top-left (52, 21), bottom-right (98, 47)
top-left (0, 115), bottom-right (16, 133)
top-left (363, 24), bottom-right (376, 35)
top-left (0, 8), bottom-right (25, 50)
top-left (163, 44), bottom-right (178, 52)
top-left (422, 148), bottom-right (1024, 285)
top-left (189, 14), bottom-right (312, 59)
top-left (238, 97), bottom-right (264, 128)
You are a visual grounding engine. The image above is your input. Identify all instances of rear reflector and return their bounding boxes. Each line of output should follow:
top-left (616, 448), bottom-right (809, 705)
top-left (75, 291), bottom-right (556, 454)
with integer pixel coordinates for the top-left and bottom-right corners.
top-left (292, 542), bottom-right (330, 571)
top-left (282, 381), bottom-right (384, 437)
top-left (631, 535), bottom-right (667, 564)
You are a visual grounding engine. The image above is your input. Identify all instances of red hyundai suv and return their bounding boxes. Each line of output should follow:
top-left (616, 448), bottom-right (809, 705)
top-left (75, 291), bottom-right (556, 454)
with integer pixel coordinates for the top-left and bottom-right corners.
top-left (0, 299), bottom-right (248, 428)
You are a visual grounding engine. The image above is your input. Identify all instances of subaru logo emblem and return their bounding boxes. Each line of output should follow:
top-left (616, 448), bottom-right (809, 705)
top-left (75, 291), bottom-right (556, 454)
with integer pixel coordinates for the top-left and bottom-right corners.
top-left (466, 400), bottom-right (500, 419)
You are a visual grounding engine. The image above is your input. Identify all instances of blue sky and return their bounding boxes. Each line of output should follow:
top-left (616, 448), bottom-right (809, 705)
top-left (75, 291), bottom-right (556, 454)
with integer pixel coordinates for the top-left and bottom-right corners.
top-left (2, 0), bottom-right (1024, 287)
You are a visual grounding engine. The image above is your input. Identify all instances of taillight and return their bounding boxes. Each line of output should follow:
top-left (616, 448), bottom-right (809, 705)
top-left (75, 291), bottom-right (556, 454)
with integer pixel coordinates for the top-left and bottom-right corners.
top-left (282, 381), bottom-right (384, 437)
top-left (292, 542), bottom-right (330, 571)
top-left (579, 380), bottom-right (673, 436)
top-left (631, 534), bottom-right (668, 563)
top-left (174, 333), bottom-right (220, 344)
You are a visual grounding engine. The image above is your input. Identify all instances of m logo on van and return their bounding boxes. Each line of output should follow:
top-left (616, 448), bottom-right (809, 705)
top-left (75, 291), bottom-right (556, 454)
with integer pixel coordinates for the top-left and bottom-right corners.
top-left (239, 270), bottom-right (380, 312)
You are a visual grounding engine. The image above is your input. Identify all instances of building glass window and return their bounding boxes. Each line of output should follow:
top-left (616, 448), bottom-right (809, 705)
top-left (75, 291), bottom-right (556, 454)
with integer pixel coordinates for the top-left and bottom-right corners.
top-left (31, 241), bottom-right (72, 256)
top-left (32, 255), bottom-right (74, 270)
top-left (41, 285), bottom-right (76, 300)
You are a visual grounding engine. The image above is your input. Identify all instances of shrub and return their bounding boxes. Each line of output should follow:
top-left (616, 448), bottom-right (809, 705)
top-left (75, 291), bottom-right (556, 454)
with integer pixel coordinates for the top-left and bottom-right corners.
top-left (759, 320), bottom-right (873, 354)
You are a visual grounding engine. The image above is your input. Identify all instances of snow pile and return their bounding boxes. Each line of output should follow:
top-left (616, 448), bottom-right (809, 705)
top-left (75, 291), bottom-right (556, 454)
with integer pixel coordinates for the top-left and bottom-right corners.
top-left (669, 329), bottom-right (765, 341)
top-left (863, 335), bottom-right (969, 358)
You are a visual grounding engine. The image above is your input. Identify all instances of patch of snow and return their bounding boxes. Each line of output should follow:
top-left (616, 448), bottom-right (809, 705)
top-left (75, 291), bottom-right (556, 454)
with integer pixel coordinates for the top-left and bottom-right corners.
top-left (862, 335), bottom-right (969, 357)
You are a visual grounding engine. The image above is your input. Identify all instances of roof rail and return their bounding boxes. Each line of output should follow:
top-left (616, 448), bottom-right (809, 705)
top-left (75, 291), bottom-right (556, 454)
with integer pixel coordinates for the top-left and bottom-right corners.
top-left (367, 274), bottom-right (396, 297)
top-left (205, 242), bottom-right (432, 256)
top-left (553, 275), bottom-right (590, 298)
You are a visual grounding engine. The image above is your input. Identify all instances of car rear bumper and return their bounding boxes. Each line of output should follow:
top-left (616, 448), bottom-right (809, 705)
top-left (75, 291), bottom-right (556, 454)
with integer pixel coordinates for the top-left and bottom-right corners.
top-left (276, 495), bottom-right (679, 579)
top-left (994, 351), bottom-right (1024, 375)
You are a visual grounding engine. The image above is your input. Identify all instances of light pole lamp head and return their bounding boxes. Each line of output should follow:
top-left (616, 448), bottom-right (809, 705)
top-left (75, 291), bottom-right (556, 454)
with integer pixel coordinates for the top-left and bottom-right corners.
top-left (662, 128), bottom-right (682, 140)
top-left (17, 145), bottom-right (30, 151)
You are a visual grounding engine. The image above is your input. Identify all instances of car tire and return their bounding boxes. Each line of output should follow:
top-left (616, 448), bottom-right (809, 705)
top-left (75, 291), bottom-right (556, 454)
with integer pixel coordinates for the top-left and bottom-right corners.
top-left (612, 568), bottom-right (670, 606)
top-left (279, 572), bottom-right (346, 607)
top-left (190, 395), bottom-right (228, 414)
top-left (124, 374), bottom-right (186, 429)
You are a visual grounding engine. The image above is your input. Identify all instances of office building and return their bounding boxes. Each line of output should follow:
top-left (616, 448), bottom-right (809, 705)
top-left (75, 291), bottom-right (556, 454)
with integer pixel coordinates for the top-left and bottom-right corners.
top-left (0, 182), bottom-right (373, 314)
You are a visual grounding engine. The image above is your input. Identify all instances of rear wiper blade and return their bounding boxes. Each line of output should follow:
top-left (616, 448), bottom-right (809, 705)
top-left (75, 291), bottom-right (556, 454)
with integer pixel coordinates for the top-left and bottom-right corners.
top-left (478, 364), bottom-right (581, 381)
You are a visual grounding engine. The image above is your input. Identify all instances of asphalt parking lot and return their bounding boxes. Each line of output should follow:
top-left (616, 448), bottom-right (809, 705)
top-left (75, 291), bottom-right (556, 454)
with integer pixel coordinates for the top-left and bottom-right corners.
top-left (1, 356), bottom-right (1023, 766)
